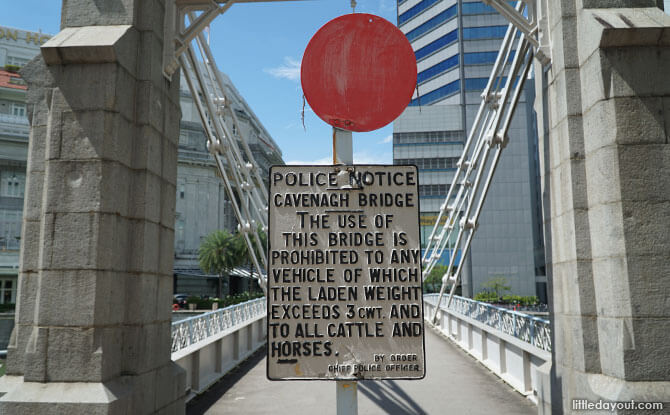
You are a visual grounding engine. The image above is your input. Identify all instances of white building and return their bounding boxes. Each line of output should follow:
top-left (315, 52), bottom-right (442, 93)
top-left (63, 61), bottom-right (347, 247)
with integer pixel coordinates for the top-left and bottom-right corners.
top-left (0, 26), bottom-right (50, 306)
top-left (0, 25), bottom-right (282, 304)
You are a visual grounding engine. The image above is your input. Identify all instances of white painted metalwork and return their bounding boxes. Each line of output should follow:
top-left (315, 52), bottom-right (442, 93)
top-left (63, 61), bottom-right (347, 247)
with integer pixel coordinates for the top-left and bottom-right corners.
top-left (171, 297), bottom-right (266, 353)
top-left (332, 127), bottom-right (358, 415)
top-left (424, 293), bottom-right (551, 352)
top-left (422, 1), bottom-right (551, 323)
top-left (165, 1), bottom-right (306, 293)
top-left (171, 297), bottom-right (267, 401)
top-left (164, 0), bottom-right (309, 78)
top-left (424, 293), bottom-right (551, 402)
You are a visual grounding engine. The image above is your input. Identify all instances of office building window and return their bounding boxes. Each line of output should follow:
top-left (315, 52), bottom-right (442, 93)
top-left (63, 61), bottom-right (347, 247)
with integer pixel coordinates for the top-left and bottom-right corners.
top-left (417, 54), bottom-right (459, 84)
top-left (10, 103), bottom-right (26, 117)
top-left (462, 1), bottom-right (517, 15)
top-left (6, 56), bottom-right (29, 68)
top-left (465, 76), bottom-right (516, 91)
top-left (175, 217), bottom-right (185, 252)
top-left (0, 209), bottom-right (22, 250)
top-left (410, 80), bottom-right (460, 106)
top-left (396, 157), bottom-right (459, 170)
top-left (419, 184), bottom-right (449, 197)
top-left (398, 0), bottom-right (441, 26)
top-left (464, 51), bottom-right (515, 65)
top-left (465, 77), bottom-right (490, 91)
top-left (393, 130), bottom-right (464, 145)
top-left (462, 25), bottom-right (508, 40)
top-left (464, 51), bottom-right (496, 65)
top-left (415, 30), bottom-right (458, 61)
top-left (405, 5), bottom-right (458, 42)
top-left (0, 279), bottom-right (16, 304)
top-left (462, 1), bottom-right (497, 15)
top-left (0, 171), bottom-right (25, 198)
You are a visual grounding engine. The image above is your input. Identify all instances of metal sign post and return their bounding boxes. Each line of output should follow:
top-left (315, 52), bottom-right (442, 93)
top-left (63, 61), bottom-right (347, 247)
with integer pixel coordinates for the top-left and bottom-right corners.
top-left (334, 127), bottom-right (357, 415)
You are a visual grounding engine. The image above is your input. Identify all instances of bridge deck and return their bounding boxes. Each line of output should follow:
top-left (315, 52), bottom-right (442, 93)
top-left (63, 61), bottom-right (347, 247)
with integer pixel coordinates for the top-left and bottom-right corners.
top-left (187, 327), bottom-right (536, 415)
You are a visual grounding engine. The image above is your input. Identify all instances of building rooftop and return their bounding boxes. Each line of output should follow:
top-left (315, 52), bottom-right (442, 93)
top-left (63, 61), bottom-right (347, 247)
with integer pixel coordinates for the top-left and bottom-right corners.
top-left (0, 70), bottom-right (27, 91)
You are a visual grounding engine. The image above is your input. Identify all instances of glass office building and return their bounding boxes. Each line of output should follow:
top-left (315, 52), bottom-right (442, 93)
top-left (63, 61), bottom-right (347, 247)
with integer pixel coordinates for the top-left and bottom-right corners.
top-left (394, 0), bottom-right (546, 300)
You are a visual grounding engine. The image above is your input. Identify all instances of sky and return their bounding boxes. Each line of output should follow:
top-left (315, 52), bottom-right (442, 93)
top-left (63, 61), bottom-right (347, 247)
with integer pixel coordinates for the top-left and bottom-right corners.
top-left (3, 0), bottom-right (670, 165)
top-left (2, 0), bottom-right (398, 165)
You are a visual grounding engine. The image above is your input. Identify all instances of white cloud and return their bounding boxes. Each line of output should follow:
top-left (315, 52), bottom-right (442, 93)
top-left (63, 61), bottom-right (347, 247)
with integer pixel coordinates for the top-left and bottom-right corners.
top-left (264, 57), bottom-right (301, 82)
top-left (377, 135), bottom-right (392, 144)
top-left (353, 151), bottom-right (392, 164)
top-left (286, 156), bottom-right (333, 165)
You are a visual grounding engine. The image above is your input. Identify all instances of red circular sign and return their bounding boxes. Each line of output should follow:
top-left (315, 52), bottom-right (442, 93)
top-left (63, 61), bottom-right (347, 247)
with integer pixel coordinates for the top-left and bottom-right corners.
top-left (301, 14), bottom-right (417, 132)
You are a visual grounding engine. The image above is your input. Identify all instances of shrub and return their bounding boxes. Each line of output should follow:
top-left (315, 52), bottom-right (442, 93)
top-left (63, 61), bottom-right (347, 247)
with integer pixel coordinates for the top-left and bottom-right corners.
top-left (501, 295), bottom-right (523, 305)
top-left (185, 291), bottom-right (264, 310)
top-left (220, 291), bottom-right (264, 307)
top-left (521, 296), bottom-right (539, 306)
top-left (474, 292), bottom-right (498, 303)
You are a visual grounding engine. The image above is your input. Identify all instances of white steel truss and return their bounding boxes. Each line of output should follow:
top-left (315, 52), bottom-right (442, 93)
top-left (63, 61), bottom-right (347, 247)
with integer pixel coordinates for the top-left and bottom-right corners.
top-left (167, 0), bottom-right (306, 293)
top-left (422, 0), bottom-right (551, 322)
top-left (164, 0), bottom-right (551, 300)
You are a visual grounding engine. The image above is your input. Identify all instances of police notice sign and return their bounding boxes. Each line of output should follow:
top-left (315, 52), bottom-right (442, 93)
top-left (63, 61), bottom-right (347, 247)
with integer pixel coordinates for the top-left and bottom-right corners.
top-left (267, 165), bottom-right (425, 380)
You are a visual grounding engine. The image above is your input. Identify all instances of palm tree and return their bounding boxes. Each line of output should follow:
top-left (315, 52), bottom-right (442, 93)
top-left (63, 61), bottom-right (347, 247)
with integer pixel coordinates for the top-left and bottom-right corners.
top-left (236, 226), bottom-right (267, 293)
top-left (199, 230), bottom-right (245, 298)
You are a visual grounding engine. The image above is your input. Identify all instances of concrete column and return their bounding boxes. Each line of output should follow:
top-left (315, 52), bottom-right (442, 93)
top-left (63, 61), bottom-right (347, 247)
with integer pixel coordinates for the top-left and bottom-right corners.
top-left (538, 0), bottom-right (670, 412)
top-left (0, 1), bottom-right (185, 413)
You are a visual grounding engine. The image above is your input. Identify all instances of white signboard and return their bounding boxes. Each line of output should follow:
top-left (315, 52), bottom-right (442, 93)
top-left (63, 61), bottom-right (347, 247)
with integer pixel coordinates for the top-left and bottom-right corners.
top-left (267, 165), bottom-right (425, 380)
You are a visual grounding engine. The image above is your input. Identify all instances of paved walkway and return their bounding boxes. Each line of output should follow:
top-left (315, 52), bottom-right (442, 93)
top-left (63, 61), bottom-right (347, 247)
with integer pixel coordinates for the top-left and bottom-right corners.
top-left (187, 328), bottom-right (536, 415)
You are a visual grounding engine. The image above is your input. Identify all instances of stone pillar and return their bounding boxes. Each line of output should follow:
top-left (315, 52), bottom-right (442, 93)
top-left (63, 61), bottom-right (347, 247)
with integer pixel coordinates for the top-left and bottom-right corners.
top-left (0, 1), bottom-right (185, 413)
top-left (539, 0), bottom-right (670, 412)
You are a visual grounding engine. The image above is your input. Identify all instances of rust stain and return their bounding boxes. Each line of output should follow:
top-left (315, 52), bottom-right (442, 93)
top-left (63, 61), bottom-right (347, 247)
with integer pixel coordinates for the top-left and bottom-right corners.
top-left (294, 363), bottom-right (303, 376)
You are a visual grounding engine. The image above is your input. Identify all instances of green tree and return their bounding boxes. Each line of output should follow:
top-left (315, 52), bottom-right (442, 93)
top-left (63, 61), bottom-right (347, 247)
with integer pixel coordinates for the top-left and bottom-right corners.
top-left (481, 276), bottom-right (511, 301)
top-left (423, 265), bottom-right (449, 293)
top-left (199, 230), bottom-right (246, 298)
top-left (235, 226), bottom-right (267, 293)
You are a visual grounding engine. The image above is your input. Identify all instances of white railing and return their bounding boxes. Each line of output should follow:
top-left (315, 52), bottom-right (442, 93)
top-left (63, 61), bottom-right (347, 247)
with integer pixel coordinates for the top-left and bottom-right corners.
top-left (424, 293), bottom-right (552, 406)
top-left (171, 298), bottom-right (266, 401)
top-left (171, 297), bottom-right (265, 354)
top-left (0, 113), bottom-right (29, 125)
top-left (429, 294), bottom-right (552, 352)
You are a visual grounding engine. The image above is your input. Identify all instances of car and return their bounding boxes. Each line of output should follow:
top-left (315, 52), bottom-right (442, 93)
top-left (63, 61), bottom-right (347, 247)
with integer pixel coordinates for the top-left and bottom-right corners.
top-left (173, 294), bottom-right (189, 309)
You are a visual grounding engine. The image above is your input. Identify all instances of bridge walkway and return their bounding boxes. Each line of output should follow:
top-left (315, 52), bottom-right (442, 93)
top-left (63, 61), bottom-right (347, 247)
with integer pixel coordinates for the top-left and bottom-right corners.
top-left (186, 327), bottom-right (536, 415)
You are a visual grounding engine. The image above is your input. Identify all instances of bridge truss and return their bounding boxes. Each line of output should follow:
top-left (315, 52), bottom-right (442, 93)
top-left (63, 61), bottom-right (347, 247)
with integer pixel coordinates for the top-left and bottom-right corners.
top-left (422, 0), bottom-right (551, 321)
top-left (164, 0), bottom-right (306, 293)
top-left (164, 0), bottom-right (551, 302)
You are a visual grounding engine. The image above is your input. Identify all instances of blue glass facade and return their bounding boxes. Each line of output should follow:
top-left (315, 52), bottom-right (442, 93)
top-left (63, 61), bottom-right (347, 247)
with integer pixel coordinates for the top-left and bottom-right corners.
top-left (395, 0), bottom-right (545, 298)
top-left (417, 54), bottom-right (458, 84)
top-left (461, 1), bottom-right (499, 15)
top-left (464, 77), bottom-right (489, 91)
top-left (414, 30), bottom-right (458, 61)
top-left (462, 25), bottom-right (508, 40)
top-left (405, 5), bottom-right (457, 41)
top-left (398, 0), bottom-right (441, 25)
top-left (409, 80), bottom-right (459, 106)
